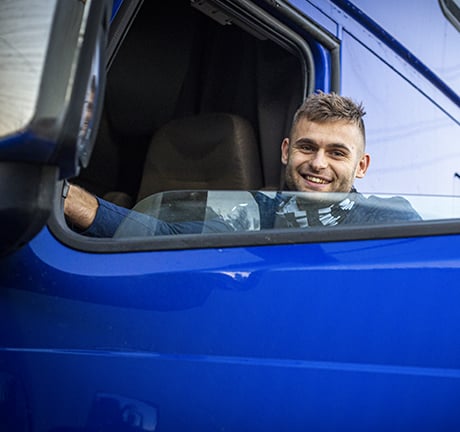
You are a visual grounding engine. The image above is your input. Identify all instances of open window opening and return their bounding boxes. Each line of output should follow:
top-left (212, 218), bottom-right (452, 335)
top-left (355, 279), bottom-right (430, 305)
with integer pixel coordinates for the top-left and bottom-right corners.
top-left (51, 0), bottom-right (356, 251)
top-left (70, 0), bottom-right (311, 207)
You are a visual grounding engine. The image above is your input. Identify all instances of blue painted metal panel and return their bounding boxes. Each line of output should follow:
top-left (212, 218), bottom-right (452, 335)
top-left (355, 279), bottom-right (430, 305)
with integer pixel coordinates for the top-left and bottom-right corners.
top-left (2, 227), bottom-right (460, 429)
top-left (329, 0), bottom-right (460, 107)
top-left (342, 0), bottom-right (460, 94)
top-left (310, 40), bottom-right (333, 92)
top-left (288, 0), bottom-right (339, 35)
top-left (111, 0), bottom-right (123, 19)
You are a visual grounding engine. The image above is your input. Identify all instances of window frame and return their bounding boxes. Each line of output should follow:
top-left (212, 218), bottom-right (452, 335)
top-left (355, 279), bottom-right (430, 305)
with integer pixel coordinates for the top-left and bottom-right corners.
top-left (439, 0), bottom-right (460, 31)
top-left (49, 185), bottom-right (460, 253)
top-left (48, 0), bottom-right (460, 254)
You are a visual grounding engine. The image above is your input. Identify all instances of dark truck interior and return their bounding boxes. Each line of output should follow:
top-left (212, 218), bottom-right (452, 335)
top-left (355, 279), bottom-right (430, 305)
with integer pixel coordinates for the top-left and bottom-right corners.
top-left (73, 0), bottom-right (304, 208)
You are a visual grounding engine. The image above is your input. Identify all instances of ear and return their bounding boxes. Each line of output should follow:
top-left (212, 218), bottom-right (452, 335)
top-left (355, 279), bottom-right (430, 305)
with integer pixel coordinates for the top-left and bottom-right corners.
top-left (281, 138), bottom-right (290, 165)
top-left (355, 153), bottom-right (371, 178)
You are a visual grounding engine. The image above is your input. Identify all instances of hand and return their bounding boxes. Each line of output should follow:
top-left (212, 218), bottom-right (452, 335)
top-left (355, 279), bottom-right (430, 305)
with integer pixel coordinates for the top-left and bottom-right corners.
top-left (63, 184), bottom-right (99, 231)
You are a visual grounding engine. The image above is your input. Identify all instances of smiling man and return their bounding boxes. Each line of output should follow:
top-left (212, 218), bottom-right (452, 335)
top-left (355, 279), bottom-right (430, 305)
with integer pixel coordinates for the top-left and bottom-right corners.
top-left (254, 91), bottom-right (420, 229)
top-left (64, 92), bottom-right (421, 237)
top-left (282, 92), bottom-right (369, 194)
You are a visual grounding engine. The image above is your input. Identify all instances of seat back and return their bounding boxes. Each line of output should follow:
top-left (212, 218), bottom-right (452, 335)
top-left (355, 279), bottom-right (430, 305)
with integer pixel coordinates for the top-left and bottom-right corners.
top-left (137, 113), bottom-right (263, 201)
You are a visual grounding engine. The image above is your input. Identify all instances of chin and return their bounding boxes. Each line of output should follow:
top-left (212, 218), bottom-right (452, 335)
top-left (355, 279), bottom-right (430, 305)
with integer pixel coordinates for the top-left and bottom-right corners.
top-left (301, 184), bottom-right (333, 194)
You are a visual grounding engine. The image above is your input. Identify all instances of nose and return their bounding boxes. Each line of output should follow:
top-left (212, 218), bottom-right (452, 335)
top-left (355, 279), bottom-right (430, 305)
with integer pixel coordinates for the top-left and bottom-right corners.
top-left (310, 150), bottom-right (328, 171)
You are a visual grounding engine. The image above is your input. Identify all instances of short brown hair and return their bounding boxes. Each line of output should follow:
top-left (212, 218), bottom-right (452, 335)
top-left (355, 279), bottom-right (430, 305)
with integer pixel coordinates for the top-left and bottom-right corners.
top-left (291, 91), bottom-right (366, 145)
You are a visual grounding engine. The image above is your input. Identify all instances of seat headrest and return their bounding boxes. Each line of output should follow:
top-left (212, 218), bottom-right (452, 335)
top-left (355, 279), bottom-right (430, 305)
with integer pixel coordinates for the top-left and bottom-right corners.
top-left (137, 113), bottom-right (263, 200)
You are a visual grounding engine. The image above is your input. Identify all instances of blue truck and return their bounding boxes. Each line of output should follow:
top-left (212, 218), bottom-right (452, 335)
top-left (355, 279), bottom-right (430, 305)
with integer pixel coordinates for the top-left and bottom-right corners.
top-left (0, 0), bottom-right (459, 430)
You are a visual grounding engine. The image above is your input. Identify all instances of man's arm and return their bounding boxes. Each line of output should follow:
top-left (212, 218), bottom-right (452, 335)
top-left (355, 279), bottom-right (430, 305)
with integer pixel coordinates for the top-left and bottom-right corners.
top-left (64, 184), bottom-right (99, 231)
top-left (64, 184), bottom-right (130, 237)
top-left (64, 184), bottom-right (234, 238)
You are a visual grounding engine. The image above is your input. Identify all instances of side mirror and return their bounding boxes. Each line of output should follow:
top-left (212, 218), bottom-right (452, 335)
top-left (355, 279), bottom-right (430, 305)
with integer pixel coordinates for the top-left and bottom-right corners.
top-left (0, 0), bottom-right (112, 255)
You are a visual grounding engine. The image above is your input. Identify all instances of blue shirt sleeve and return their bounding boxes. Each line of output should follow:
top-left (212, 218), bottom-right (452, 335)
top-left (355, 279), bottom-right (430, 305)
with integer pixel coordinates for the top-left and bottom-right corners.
top-left (83, 198), bottom-right (130, 237)
top-left (82, 198), bottom-right (234, 238)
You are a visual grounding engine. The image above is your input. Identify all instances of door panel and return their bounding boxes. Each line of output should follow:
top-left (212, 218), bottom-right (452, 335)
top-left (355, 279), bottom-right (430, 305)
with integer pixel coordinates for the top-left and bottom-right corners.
top-left (1, 229), bottom-right (460, 429)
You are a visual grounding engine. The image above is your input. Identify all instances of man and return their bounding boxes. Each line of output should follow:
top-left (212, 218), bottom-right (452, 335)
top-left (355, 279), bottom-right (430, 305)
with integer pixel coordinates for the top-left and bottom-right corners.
top-left (64, 92), bottom-right (421, 237)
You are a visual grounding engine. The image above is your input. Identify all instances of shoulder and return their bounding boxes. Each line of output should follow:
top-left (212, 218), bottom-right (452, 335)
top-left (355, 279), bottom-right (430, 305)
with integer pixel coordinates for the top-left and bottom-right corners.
top-left (350, 193), bottom-right (422, 223)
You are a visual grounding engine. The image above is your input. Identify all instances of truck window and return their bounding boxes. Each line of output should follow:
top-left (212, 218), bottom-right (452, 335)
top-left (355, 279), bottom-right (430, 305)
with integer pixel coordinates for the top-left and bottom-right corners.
top-left (51, 0), bottom-right (460, 252)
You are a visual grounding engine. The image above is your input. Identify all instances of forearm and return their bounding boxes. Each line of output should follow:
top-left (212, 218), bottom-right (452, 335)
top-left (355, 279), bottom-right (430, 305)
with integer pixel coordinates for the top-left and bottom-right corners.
top-left (64, 184), bottom-right (99, 231)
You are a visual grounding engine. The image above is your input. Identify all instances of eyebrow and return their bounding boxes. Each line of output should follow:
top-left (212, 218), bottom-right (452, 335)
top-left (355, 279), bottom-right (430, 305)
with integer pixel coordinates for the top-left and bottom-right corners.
top-left (294, 138), bottom-right (352, 152)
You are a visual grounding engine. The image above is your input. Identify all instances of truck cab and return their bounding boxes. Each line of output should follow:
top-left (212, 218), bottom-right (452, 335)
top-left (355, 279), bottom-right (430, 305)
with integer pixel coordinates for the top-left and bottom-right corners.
top-left (1, 1), bottom-right (460, 430)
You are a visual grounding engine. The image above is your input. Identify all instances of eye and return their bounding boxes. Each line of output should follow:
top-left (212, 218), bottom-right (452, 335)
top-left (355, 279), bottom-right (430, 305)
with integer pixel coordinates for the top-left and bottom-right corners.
top-left (331, 150), bottom-right (346, 158)
top-left (299, 144), bottom-right (315, 152)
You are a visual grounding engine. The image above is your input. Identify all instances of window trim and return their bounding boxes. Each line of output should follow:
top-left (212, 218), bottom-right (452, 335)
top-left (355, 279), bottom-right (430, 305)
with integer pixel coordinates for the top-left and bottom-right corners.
top-left (256, 0), bottom-right (341, 92)
top-left (439, 0), bottom-right (460, 32)
top-left (49, 184), bottom-right (460, 254)
top-left (195, 0), bottom-right (320, 97)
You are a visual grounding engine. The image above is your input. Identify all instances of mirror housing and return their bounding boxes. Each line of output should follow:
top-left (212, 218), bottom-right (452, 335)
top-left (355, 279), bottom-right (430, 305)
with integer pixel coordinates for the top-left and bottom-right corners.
top-left (0, 0), bottom-right (112, 255)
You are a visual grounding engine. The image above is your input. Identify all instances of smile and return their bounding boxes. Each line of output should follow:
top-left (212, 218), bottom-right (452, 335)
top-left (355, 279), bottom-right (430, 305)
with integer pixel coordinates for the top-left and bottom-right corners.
top-left (305, 175), bottom-right (329, 184)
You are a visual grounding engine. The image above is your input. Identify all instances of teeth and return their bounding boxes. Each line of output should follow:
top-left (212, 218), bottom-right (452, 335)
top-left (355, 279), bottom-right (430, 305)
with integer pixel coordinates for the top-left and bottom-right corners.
top-left (306, 175), bottom-right (327, 184)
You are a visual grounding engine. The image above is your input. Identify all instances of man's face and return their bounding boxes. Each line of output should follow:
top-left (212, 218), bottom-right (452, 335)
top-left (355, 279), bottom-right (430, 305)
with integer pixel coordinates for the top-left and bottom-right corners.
top-left (281, 118), bottom-right (370, 193)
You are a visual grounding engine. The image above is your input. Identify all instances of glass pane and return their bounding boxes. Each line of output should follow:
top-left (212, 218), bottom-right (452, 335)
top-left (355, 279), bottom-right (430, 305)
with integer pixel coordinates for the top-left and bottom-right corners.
top-left (111, 189), bottom-right (460, 239)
